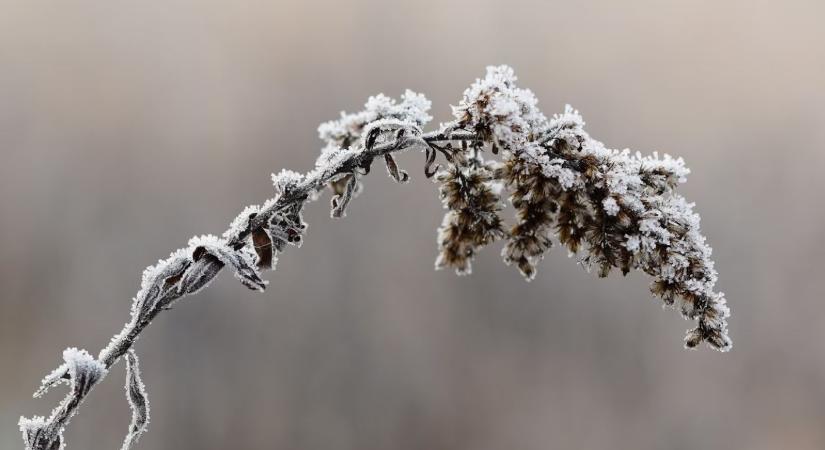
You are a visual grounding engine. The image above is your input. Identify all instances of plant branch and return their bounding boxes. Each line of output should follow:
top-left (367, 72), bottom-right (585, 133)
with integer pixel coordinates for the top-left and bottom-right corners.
top-left (19, 126), bottom-right (478, 450)
top-left (20, 65), bottom-right (731, 450)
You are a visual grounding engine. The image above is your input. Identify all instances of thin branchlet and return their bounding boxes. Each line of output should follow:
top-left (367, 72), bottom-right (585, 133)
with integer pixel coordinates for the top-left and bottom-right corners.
top-left (21, 65), bottom-right (730, 450)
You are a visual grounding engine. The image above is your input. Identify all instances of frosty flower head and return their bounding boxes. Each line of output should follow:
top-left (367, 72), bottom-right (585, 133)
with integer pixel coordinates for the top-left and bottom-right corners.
top-left (452, 65), bottom-right (548, 152)
top-left (435, 151), bottom-right (506, 275)
top-left (437, 67), bottom-right (730, 351)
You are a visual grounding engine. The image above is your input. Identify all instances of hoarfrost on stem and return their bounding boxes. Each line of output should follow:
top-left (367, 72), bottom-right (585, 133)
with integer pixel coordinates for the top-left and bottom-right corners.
top-left (21, 64), bottom-right (731, 450)
top-left (21, 348), bottom-right (108, 450)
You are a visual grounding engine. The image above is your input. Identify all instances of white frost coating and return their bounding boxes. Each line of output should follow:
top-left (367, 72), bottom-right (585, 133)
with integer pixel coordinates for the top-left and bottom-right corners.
top-left (548, 109), bottom-right (729, 349)
top-left (310, 146), bottom-right (361, 182)
top-left (360, 118), bottom-right (422, 150)
top-left (19, 415), bottom-right (50, 450)
top-left (187, 235), bottom-right (267, 291)
top-left (547, 104), bottom-right (585, 132)
top-left (21, 348), bottom-right (108, 450)
top-left (318, 90), bottom-right (432, 149)
top-left (452, 66), bottom-right (729, 350)
top-left (60, 348), bottom-right (107, 390)
top-left (545, 107), bottom-right (728, 349)
top-left (63, 348), bottom-right (108, 390)
top-left (602, 197), bottom-right (619, 216)
top-left (271, 169), bottom-right (305, 194)
top-left (624, 235), bottom-right (641, 252)
top-left (222, 204), bottom-right (261, 241)
top-left (138, 249), bottom-right (190, 293)
top-left (128, 248), bottom-right (191, 322)
top-left (121, 349), bottom-right (149, 450)
top-left (34, 363), bottom-right (69, 399)
top-left (22, 65), bottom-right (733, 450)
top-left (521, 147), bottom-right (580, 189)
top-left (452, 65), bottom-right (548, 150)
top-left (313, 90), bottom-right (432, 193)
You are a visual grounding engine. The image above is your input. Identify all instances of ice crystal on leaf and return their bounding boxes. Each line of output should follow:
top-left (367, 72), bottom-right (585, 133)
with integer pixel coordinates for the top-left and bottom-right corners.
top-left (121, 350), bottom-right (149, 450)
top-left (318, 90), bottom-right (432, 150)
top-left (21, 348), bottom-right (108, 450)
top-left (187, 235), bottom-right (266, 292)
top-left (222, 204), bottom-right (261, 242)
top-left (314, 91), bottom-right (432, 216)
top-left (271, 169), bottom-right (305, 195)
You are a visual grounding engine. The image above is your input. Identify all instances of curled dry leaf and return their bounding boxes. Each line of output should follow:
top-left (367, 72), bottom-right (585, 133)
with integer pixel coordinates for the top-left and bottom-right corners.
top-left (251, 227), bottom-right (274, 269)
top-left (121, 349), bottom-right (149, 450)
top-left (331, 173), bottom-right (359, 218)
top-left (188, 235), bottom-right (267, 292)
top-left (21, 348), bottom-right (108, 450)
top-left (384, 154), bottom-right (409, 183)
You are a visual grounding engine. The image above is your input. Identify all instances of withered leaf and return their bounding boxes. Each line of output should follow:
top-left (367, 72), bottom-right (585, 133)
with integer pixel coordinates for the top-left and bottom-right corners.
top-left (331, 174), bottom-right (358, 218)
top-left (384, 154), bottom-right (409, 183)
top-left (252, 228), bottom-right (274, 269)
top-left (187, 235), bottom-right (267, 291)
top-left (121, 349), bottom-right (149, 450)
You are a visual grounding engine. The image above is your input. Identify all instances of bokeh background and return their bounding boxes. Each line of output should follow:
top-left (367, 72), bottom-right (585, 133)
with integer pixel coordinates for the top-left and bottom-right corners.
top-left (2, 1), bottom-right (824, 449)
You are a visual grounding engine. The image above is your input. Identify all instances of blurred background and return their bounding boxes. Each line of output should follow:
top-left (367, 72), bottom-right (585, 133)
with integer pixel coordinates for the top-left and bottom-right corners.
top-left (2, 0), bottom-right (824, 449)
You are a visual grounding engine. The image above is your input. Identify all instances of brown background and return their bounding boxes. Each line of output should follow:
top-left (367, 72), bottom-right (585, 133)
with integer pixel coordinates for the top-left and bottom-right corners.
top-left (2, 1), bottom-right (824, 449)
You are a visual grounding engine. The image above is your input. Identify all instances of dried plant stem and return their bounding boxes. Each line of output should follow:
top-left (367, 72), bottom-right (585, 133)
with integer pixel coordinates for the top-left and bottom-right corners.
top-left (104, 130), bottom-right (465, 366)
top-left (20, 129), bottom-right (474, 450)
top-left (21, 65), bottom-right (731, 450)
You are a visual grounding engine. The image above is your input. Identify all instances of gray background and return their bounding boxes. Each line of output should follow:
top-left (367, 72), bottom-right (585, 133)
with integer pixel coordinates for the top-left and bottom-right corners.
top-left (2, 1), bottom-right (824, 449)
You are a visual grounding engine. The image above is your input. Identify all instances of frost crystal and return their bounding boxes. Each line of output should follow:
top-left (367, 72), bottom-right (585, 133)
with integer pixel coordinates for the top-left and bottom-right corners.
top-left (19, 416), bottom-right (55, 450)
top-left (187, 235), bottom-right (267, 291)
top-left (313, 91), bottom-right (432, 211)
top-left (452, 65), bottom-right (548, 151)
top-left (310, 146), bottom-right (360, 182)
top-left (21, 348), bottom-right (108, 450)
top-left (271, 169), bottom-right (305, 195)
top-left (62, 347), bottom-right (108, 394)
top-left (318, 89), bottom-right (432, 150)
top-left (602, 197), bottom-right (620, 216)
top-left (222, 204), bottom-right (261, 242)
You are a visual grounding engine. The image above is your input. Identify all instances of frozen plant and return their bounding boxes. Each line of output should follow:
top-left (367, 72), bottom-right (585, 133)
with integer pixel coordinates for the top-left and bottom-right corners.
top-left (20, 65), bottom-right (731, 450)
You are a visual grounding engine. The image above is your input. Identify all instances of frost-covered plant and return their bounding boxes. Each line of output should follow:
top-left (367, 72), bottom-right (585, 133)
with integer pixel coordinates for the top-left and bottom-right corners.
top-left (20, 65), bottom-right (731, 450)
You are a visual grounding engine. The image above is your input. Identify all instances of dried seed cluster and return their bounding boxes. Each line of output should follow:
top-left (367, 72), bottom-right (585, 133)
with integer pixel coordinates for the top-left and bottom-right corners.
top-left (22, 65), bottom-right (731, 450)
top-left (432, 66), bottom-right (730, 351)
top-left (434, 149), bottom-right (506, 275)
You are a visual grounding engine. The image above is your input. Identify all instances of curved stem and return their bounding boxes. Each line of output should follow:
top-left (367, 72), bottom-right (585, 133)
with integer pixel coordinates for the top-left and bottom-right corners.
top-left (22, 127), bottom-right (478, 450)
